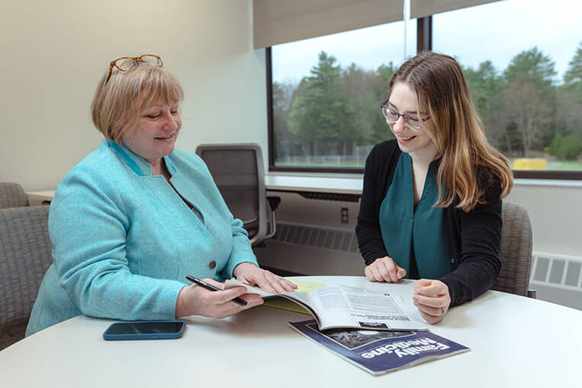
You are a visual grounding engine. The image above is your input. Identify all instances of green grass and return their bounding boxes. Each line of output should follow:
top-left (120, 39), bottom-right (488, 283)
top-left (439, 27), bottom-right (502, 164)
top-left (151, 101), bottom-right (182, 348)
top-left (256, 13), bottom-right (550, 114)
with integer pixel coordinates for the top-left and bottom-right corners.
top-left (276, 161), bottom-right (365, 168)
top-left (550, 160), bottom-right (582, 171)
top-left (279, 158), bottom-right (582, 171)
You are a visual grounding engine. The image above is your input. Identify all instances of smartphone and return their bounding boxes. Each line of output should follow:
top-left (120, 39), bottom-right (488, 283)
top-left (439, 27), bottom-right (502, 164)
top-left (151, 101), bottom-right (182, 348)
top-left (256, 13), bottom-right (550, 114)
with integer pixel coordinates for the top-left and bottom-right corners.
top-left (103, 320), bottom-right (186, 341)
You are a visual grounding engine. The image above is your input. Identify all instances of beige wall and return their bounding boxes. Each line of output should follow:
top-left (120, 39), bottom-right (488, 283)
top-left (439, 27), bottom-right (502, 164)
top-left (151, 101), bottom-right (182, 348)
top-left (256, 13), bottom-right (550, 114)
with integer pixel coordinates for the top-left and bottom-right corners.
top-left (506, 182), bottom-right (582, 257)
top-left (0, 0), bottom-right (267, 191)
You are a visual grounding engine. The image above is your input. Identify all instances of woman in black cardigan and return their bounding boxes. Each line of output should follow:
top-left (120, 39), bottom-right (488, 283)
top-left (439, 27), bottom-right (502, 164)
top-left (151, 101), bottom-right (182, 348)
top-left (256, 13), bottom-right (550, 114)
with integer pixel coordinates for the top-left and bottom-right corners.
top-left (356, 52), bottom-right (514, 324)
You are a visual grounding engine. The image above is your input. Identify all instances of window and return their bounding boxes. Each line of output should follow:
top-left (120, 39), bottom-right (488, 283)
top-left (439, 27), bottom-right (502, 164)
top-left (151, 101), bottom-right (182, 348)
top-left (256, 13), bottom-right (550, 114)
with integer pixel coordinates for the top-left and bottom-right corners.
top-left (270, 20), bottom-right (416, 171)
top-left (268, 0), bottom-right (582, 178)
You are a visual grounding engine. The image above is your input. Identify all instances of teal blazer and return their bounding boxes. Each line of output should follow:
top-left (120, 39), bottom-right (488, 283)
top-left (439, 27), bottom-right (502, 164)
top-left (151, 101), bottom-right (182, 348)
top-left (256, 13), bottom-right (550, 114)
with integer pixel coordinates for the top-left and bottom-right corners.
top-left (27, 140), bottom-right (257, 335)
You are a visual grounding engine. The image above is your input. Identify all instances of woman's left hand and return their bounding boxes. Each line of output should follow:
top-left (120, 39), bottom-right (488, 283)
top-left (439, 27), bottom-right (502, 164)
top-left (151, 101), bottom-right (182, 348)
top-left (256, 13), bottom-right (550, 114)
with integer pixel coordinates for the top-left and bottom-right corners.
top-left (413, 279), bottom-right (451, 324)
top-left (233, 262), bottom-right (297, 293)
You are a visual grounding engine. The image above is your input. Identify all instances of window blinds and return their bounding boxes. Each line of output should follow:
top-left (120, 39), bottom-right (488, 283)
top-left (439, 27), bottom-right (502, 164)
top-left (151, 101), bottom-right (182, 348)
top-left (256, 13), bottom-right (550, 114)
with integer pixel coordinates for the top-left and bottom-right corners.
top-left (411, 0), bottom-right (501, 19)
top-left (253, 0), bottom-right (501, 49)
top-left (253, 0), bottom-right (404, 49)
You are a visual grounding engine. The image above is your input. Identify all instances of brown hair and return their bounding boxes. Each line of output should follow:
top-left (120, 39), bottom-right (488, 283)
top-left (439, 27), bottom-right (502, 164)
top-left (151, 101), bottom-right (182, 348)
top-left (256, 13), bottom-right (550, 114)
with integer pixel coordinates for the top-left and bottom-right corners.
top-left (91, 58), bottom-right (184, 143)
top-left (389, 51), bottom-right (513, 212)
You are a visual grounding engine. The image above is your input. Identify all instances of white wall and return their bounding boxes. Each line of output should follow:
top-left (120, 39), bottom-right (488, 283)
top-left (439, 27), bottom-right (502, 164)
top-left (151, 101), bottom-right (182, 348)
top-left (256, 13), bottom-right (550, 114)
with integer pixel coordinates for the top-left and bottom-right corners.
top-left (506, 182), bottom-right (582, 257)
top-left (0, 0), bottom-right (267, 191)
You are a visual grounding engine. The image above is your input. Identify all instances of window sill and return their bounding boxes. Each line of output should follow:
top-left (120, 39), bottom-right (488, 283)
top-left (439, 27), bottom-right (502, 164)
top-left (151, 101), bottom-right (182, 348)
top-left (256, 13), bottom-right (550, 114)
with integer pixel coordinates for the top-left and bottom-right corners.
top-left (265, 172), bottom-right (363, 195)
top-left (513, 179), bottom-right (582, 188)
top-left (265, 172), bottom-right (582, 195)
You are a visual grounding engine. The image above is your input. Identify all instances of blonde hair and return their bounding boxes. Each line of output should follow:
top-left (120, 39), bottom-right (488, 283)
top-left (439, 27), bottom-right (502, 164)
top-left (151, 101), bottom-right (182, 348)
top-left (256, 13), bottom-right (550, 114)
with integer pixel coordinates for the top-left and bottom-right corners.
top-left (91, 58), bottom-right (184, 143)
top-left (390, 51), bottom-right (513, 212)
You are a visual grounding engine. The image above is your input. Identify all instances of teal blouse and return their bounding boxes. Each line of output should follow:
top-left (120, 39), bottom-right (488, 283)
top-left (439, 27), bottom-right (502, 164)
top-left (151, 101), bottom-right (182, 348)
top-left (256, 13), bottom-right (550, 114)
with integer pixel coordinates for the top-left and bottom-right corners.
top-left (379, 153), bottom-right (450, 279)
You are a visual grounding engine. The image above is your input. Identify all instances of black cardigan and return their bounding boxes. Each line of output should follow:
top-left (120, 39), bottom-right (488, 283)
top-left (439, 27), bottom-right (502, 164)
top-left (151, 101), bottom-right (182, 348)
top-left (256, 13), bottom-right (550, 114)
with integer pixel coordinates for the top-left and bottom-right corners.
top-left (356, 140), bottom-right (503, 307)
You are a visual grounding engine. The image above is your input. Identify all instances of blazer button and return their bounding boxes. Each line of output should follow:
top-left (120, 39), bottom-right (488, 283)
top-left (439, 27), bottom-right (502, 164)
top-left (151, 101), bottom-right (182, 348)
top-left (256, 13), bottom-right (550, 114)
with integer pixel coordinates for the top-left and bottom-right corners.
top-left (450, 258), bottom-right (455, 263)
top-left (209, 260), bottom-right (216, 269)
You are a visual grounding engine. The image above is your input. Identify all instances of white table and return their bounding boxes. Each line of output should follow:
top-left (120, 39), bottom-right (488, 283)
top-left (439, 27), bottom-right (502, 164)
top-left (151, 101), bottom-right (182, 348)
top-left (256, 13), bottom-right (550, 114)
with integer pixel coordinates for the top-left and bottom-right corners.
top-left (1, 276), bottom-right (581, 387)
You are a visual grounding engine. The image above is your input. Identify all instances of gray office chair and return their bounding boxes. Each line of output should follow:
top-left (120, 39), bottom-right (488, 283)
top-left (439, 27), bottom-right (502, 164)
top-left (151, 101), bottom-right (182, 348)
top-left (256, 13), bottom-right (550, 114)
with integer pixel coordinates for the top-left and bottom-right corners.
top-left (195, 143), bottom-right (279, 247)
top-left (0, 206), bottom-right (52, 350)
top-left (0, 182), bottom-right (30, 209)
top-left (493, 202), bottom-right (536, 298)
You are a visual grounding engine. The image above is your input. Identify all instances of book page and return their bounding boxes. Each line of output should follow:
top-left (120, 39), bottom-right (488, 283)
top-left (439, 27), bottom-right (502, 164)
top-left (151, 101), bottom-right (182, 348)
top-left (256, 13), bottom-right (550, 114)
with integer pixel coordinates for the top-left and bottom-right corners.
top-left (224, 278), bottom-right (318, 316)
top-left (224, 279), bottom-right (426, 331)
top-left (308, 286), bottom-right (427, 331)
top-left (224, 278), bottom-right (279, 298)
top-left (263, 279), bottom-right (326, 314)
top-left (224, 278), bottom-right (325, 296)
top-left (287, 278), bottom-right (326, 293)
top-left (224, 278), bottom-right (313, 307)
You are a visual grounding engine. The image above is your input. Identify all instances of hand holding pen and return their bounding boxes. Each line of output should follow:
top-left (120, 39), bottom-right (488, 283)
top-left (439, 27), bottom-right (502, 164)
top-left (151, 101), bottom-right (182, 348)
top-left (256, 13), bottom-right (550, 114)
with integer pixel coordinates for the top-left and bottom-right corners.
top-left (186, 276), bottom-right (247, 306)
top-left (175, 276), bottom-right (263, 319)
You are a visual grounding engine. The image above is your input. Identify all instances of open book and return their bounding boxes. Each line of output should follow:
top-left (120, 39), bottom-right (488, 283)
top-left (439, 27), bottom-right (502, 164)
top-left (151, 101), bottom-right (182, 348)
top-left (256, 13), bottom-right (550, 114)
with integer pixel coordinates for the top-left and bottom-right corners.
top-left (225, 279), bottom-right (427, 331)
top-left (289, 319), bottom-right (469, 376)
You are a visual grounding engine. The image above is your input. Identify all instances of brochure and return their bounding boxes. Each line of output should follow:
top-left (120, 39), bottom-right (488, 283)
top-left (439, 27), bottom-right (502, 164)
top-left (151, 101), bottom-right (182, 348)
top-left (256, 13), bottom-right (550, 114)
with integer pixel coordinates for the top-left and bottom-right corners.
top-left (225, 279), bottom-right (427, 331)
top-left (289, 319), bottom-right (470, 376)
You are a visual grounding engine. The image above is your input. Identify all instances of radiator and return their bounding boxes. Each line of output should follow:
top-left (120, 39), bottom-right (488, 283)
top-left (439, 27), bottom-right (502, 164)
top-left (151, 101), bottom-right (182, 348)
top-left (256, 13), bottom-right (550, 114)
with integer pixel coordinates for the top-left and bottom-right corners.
top-left (530, 253), bottom-right (582, 310)
top-left (255, 222), bottom-right (582, 311)
top-left (255, 222), bottom-right (364, 276)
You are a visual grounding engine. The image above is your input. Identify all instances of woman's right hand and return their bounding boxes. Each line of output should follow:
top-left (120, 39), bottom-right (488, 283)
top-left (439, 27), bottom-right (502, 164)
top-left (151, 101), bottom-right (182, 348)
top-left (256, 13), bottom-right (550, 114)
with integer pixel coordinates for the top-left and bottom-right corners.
top-left (365, 256), bottom-right (406, 283)
top-left (175, 278), bottom-right (263, 319)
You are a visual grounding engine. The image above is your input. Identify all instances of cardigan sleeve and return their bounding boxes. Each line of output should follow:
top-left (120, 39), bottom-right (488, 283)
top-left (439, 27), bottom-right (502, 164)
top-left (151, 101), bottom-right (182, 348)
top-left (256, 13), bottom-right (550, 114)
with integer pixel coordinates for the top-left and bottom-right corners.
top-left (50, 168), bottom-right (185, 322)
top-left (220, 216), bottom-right (259, 278)
top-left (439, 176), bottom-right (503, 307)
top-left (356, 141), bottom-right (397, 265)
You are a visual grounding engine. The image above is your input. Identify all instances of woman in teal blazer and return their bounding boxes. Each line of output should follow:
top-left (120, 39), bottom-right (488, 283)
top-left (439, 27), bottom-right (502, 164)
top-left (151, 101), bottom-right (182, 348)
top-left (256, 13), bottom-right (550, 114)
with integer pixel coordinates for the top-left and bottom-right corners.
top-left (27, 55), bottom-right (295, 335)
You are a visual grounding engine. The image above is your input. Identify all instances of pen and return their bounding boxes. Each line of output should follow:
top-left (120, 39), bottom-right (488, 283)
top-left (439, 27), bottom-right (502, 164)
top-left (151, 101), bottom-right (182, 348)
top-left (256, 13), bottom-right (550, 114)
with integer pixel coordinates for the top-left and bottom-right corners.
top-left (186, 275), bottom-right (248, 306)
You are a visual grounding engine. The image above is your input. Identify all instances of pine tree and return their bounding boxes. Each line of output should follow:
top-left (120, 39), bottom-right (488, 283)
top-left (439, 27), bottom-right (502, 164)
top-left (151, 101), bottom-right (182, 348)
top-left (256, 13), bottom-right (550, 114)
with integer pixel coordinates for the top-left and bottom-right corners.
top-left (564, 42), bottom-right (582, 86)
top-left (287, 51), bottom-right (355, 157)
top-left (556, 42), bottom-right (582, 145)
top-left (502, 47), bottom-right (557, 157)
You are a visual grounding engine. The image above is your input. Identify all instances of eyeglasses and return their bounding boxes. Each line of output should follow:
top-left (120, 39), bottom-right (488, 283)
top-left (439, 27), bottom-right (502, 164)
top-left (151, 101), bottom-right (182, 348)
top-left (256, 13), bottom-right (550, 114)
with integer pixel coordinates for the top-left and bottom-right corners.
top-left (380, 98), bottom-right (431, 129)
top-left (106, 54), bottom-right (163, 83)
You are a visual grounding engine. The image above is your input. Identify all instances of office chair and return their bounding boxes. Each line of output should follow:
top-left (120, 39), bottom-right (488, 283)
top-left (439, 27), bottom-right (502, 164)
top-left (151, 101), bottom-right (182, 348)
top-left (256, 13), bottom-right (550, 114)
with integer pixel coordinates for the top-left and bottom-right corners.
top-left (195, 143), bottom-right (280, 247)
top-left (493, 201), bottom-right (536, 298)
top-left (0, 206), bottom-right (52, 350)
top-left (0, 182), bottom-right (30, 209)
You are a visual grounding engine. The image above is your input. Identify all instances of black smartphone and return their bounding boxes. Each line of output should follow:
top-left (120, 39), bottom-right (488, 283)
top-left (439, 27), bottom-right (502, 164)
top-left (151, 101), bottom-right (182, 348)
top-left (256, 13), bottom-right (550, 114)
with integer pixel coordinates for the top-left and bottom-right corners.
top-left (103, 320), bottom-right (186, 341)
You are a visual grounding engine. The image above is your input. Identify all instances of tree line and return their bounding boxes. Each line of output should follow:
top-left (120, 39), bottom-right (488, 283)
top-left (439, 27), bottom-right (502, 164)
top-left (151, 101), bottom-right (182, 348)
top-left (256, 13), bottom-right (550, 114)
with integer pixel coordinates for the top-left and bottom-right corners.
top-left (273, 43), bottom-right (582, 164)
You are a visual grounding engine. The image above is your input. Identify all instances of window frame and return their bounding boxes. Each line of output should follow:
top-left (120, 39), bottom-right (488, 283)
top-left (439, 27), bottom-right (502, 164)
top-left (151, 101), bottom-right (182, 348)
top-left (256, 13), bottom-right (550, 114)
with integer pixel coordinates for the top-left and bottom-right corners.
top-left (266, 16), bottom-right (582, 180)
